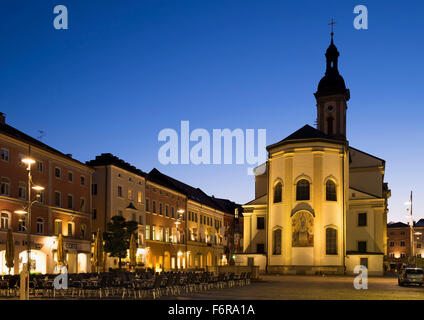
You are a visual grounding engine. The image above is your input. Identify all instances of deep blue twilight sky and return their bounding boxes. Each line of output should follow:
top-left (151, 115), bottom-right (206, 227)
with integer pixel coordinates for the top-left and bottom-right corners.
top-left (0, 0), bottom-right (423, 223)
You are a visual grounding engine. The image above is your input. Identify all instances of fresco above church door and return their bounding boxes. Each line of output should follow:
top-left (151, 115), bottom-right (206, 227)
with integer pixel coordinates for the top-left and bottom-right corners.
top-left (292, 211), bottom-right (314, 247)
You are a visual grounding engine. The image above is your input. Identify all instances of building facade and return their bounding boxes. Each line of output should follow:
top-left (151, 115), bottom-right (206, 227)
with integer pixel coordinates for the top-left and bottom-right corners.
top-left (0, 113), bottom-right (93, 275)
top-left (87, 153), bottom-right (147, 270)
top-left (238, 34), bottom-right (390, 276)
top-left (386, 220), bottom-right (424, 271)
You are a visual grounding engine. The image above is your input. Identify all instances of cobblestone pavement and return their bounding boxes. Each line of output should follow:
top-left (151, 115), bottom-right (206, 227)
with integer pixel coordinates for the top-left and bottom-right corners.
top-left (168, 275), bottom-right (424, 300)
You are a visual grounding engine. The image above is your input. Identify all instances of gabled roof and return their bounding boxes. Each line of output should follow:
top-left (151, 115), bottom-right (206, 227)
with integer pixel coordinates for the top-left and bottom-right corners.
top-left (266, 124), bottom-right (346, 151)
top-left (0, 122), bottom-right (89, 167)
top-left (147, 168), bottom-right (240, 215)
top-left (86, 153), bottom-right (147, 178)
top-left (388, 222), bottom-right (409, 228)
top-left (414, 219), bottom-right (424, 227)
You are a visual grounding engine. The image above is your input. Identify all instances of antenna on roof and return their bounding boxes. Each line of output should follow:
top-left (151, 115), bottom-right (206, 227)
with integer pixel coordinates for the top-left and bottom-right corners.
top-left (37, 130), bottom-right (45, 140)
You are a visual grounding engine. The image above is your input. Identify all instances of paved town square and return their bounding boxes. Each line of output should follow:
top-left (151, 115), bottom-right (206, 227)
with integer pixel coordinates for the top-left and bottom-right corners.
top-left (170, 275), bottom-right (424, 300)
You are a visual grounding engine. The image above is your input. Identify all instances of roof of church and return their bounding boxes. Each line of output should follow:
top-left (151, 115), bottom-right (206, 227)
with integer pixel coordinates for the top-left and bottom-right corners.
top-left (266, 124), bottom-right (347, 151)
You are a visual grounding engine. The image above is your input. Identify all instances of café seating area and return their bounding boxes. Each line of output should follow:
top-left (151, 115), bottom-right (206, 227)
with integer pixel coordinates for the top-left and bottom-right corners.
top-left (0, 270), bottom-right (252, 299)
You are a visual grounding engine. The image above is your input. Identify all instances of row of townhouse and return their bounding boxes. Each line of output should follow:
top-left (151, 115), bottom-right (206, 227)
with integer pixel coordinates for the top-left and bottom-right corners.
top-left (0, 113), bottom-right (243, 274)
top-left (88, 156), bottom-right (244, 272)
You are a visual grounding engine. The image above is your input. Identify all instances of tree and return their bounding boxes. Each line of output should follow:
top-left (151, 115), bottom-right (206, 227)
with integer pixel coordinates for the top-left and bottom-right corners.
top-left (103, 215), bottom-right (138, 269)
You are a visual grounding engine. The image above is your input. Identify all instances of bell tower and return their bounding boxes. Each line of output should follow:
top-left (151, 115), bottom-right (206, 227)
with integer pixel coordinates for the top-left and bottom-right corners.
top-left (314, 24), bottom-right (350, 140)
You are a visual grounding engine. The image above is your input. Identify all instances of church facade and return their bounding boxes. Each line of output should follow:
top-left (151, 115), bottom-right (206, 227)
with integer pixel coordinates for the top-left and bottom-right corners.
top-left (238, 34), bottom-right (390, 276)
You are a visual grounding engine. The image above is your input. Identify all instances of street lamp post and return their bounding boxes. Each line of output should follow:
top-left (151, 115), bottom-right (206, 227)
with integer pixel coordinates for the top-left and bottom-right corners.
top-left (14, 157), bottom-right (44, 300)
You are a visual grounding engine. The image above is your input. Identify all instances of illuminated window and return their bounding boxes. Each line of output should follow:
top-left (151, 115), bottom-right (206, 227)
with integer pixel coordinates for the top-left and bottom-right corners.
top-left (1, 212), bottom-right (10, 229)
top-left (128, 189), bottom-right (133, 200)
top-left (18, 217), bottom-right (26, 232)
top-left (80, 198), bottom-right (86, 211)
top-left (296, 179), bottom-right (310, 201)
top-left (273, 229), bottom-right (282, 255)
top-left (36, 218), bottom-right (44, 234)
top-left (80, 224), bottom-right (86, 239)
top-left (145, 225), bottom-right (150, 240)
top-left (326, 180), bottom-right (337, 201)
top-left (54, 220), bottom-right (62, 235)
top-left (273, 182), bottom-right (282, 203)
top-left (137, 191), bottom-right (142, 203)
top-left (152, 226), bottom-right (156, 240)
top-left (326, 228), bottom-right (337, 255)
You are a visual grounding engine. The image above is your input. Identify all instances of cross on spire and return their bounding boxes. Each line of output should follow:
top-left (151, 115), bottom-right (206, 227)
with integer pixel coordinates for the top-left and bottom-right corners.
top-left (328, 18), bottom-right (337, 38)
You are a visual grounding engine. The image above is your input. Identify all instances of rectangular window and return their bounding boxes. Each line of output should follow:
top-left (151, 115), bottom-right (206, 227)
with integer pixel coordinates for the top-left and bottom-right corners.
top-left (36, 219), bottom-right (44, 234)
top-left (360, 258), bottom-right (368, 269)
top-left (18, 218), bottom-right (26, 232)
top-left (117, 186), bottom-right (122, 197)
top-left (54, 191), bottom-right (61, 207)
top-left (68, 222), bottom-right (73, 237)
top-left (257, 217), bottom-right (265, 230)
top-left (128, 189), bottom-right (133, 200)
top-left (80, 198), bottom-right (85, 211)
top-left (146, 199), bottom-right (150, 212)
top-left (92, 184), bottom-right (97, 195)
top-left (273, 229), bottom-right (282, 255)
top-left (165, 205), bottom-right (169, 217)
top-left (152, 226), bottom-right (156, 240)
top-left (400, 241), bottom-right (405, 247)
top-left (36, 161), bottom-right (43, 173)
top-left (417, 244), bottom-right (422, 249)
top-left (18, 183), bottom-right (26, 200)
top-left (152, 201), bottom-right (156, 213)
top-left (93, 209), bottom-right (97, 220)
top-left (171, 207), bottom-right (175, 218)
top-left (137, 191), bottom-right (142, 203)
top-left (159, 203), bottom-right (163, 215)
top-left (54, 220), bottom-right (62, 235)
top-left (401, 253), bottom-right (406, 258)
top-left (68, 172), bottom-right (73, 182)
top-left (358, 213), bottom-right (367, 227)
top-left (1, 148), bottom-right (9, 162)
top-left (55, 167), bottom-right (61, 178)
top-left (257, 243), bottom-right (265, 254)
top-left (80, 176), bottom-right (85, 185)
top-left (67, 195), bottom-right (73, 209)
top-left (358, 241), bottom-right (367, 253)
top-left (146, 225), bottom-right (150, 240)
top-left (139, 215), bottom-right (143, 224)
top-left (389, 241), bottom-right (394, 247)
top-left (80, 225), bottom-right (86, 239)
top-left (0, 178), bottom-right (10, 196)
top-left (165, 228), bottom-right (169, 242)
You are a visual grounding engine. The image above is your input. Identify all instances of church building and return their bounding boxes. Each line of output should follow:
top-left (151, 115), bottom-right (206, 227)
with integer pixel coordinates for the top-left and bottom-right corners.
top-left (238, 33), bottom-right (390, 276)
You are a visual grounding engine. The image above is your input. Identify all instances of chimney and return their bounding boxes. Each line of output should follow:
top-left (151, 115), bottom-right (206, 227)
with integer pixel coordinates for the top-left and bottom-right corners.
top-left (0, 113), bottom-right (5, 125)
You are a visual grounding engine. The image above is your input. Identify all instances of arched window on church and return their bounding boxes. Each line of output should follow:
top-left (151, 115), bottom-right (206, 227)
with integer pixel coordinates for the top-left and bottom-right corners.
top-left (327, 117), bottom-right (334, 135)
top-left (273, 229), bottom-right (282, 255)
top-left (326, 180), bottom-right (337, 201)
top-left (326, 228), bottom-right (337, 255)
top-left (296, 179), bottom-right (310, 201)
top-left (273, 182), bottom-right (282, 203)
